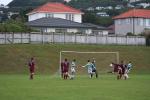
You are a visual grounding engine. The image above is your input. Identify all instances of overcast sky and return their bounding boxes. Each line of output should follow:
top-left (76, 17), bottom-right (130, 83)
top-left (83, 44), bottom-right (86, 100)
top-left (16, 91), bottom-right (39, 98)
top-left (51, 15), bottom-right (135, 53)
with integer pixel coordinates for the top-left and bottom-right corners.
top-left (0, 0), bottom-right (13, 5)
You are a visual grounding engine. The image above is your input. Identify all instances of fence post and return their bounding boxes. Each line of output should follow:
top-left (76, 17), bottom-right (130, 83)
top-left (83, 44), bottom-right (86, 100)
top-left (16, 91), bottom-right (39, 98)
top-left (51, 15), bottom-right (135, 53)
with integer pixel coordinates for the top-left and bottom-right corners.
top-left (21, 32), bottom-right (23, 44)
top-left (53, 32), bottom-right (54, 44)
top-left (106, 35), bottom-right (108, 45)
top-left (41, 31), bottom-right (44, 44)
top-left (64, 32), bottom-right (65, 44)
top-left (5, 32), bottom-right (6, 44)
top-left (75, 33), bottom-right (76, 44)
top-left (96, 34), bottom-right (97, 44)
top-left (29, 32), bottom-right (31, 44)
top-left (12, 32), bottom-right (14, 44)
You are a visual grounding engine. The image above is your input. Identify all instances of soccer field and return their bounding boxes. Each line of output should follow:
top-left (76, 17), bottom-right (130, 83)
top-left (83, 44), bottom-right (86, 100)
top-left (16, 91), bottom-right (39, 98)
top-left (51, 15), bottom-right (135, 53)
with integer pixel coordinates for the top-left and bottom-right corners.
top-left (0, 74), bottom-right (149, 100)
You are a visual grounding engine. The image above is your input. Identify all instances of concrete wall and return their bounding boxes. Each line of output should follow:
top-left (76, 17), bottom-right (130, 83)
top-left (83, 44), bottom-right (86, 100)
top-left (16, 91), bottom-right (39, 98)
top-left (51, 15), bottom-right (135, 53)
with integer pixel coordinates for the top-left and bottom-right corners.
top-left (0, 32), bottom-right (146, 45)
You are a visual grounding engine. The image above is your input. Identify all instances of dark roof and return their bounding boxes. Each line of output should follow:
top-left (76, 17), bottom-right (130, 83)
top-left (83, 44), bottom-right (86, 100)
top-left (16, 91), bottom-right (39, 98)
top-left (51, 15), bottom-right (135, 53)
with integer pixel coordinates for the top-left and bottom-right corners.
top-left (83, 23), bottom-right (108, 30)
top-left (26, 17), bottom-right (93, 28)
top-left (107, 24), bottom-right (115, 34)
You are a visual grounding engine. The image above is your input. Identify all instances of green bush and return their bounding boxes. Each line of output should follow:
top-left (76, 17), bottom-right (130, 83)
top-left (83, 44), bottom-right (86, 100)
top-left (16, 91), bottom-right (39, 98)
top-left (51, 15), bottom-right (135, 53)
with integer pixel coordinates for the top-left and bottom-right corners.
top-left (126, 32), bottom-right (135, 36)
top-left (0, 19), bottom-right (31, 32)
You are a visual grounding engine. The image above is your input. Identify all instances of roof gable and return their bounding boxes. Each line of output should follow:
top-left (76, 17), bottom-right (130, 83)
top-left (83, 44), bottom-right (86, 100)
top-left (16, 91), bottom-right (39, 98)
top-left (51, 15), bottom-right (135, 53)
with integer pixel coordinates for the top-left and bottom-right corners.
top-left (113, 9), bottom-right (150, 19)
top-left (28, 2), bottom-right (83, 15)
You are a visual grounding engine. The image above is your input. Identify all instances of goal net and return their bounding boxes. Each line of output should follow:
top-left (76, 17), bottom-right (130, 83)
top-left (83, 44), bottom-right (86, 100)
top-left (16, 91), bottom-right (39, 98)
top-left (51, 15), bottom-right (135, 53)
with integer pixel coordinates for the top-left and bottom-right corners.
top-left (60, 51), bottom-right (119, 74)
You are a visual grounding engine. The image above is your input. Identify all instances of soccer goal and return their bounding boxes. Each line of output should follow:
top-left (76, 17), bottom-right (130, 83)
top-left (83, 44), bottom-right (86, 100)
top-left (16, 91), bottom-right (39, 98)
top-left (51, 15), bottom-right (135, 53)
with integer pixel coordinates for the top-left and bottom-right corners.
top-left (60, 51), bottom-right (119, 74)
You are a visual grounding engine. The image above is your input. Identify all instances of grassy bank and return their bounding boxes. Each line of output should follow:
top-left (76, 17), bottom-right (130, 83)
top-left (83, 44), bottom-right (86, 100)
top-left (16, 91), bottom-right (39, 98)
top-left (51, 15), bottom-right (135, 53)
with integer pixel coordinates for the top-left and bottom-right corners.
top-left (0, 44), bottom-right (149, 74)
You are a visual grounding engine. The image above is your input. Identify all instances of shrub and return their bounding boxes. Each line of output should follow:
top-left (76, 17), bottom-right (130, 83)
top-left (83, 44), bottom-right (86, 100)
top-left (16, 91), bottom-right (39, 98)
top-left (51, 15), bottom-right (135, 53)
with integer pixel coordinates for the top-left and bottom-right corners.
top-left (126, 32), bottom-right (135, 36)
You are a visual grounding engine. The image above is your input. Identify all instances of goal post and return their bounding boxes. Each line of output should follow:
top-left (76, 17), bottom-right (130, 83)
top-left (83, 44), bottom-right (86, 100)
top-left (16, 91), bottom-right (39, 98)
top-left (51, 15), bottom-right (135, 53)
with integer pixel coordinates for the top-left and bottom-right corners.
top-left (59, 51), bottom-right (119, 74)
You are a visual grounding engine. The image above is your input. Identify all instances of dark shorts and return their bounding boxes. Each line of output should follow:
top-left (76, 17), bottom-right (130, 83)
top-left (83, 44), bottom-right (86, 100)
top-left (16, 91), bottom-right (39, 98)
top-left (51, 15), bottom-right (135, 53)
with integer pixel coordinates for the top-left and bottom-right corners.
top-left (92, 69), bottom-right (96, 72)
top-left (63, 69), bottom-right (68, 73)
top-left (30, 68), bottom-right (34, 73)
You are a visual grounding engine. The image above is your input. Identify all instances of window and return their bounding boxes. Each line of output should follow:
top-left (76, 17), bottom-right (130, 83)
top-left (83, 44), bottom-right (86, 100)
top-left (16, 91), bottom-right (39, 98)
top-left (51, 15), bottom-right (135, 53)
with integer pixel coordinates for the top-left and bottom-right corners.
top-left (46, 13), bottom-right (54, 18)
top-left (78, 29), bottom-right (86, 34)
top-left (66, 14), bottom-right (74, 21)
top-left (126, 18), bottom-right (131, 24)
top-left (148, 19), bottom-right (150, 26)
top-left (145, 19), bottom-right (150, 26)
top-left (55, 28), bottom-right (67, 33)
top-left (136, 18), bottom-right (143, 26)
top-left (116, 19), bottom-right (121, 25)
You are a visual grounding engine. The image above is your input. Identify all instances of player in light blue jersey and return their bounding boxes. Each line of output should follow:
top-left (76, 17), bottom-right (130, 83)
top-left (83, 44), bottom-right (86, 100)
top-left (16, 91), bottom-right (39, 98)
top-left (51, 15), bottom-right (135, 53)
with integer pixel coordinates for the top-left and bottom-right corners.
top-left (127, 61), bottom-right (132, 73)
top-left (82, 60), bottom-right (93, 78)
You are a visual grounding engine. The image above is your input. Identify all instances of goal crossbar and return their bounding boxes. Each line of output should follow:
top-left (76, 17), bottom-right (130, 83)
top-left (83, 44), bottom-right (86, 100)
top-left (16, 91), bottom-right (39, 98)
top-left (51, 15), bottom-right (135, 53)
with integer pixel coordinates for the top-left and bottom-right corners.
top-left (59, 51), bottom-right (119, 69)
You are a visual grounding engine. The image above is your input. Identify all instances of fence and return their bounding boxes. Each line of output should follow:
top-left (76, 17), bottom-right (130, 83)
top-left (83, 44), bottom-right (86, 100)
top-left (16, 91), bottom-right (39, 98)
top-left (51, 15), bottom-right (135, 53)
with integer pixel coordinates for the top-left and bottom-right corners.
top-left (0, 32), bottom-right (146, 45)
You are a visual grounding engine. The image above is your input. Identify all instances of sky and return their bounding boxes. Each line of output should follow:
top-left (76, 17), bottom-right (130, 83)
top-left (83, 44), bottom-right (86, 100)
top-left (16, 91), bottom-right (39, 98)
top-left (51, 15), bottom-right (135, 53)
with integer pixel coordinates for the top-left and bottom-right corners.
top-left (0, 0), bottom-right (13, 5)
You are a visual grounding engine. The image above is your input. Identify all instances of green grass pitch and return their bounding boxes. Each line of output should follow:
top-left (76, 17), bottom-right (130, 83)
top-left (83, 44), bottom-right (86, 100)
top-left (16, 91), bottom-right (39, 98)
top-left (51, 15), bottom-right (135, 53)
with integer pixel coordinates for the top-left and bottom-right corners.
top-left (0, 44), bottom-right (149, 100)
top-left (0, 74), bottom-right (150, 100)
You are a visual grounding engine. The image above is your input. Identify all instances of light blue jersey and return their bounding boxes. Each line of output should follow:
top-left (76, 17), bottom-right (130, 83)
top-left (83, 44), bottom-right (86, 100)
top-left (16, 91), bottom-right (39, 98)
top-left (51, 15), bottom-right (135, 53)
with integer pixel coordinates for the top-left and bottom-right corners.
top-left (84, 62), bottom-right (93, 74)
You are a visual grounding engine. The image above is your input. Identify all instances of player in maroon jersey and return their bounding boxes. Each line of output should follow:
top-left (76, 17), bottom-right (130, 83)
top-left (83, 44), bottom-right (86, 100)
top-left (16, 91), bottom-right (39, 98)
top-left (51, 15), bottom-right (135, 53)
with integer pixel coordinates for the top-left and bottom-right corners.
top-left (119, 61), bottom-right (125, 79)
top-left (117, 65), bottom-right (122, 80)
top-left (109, 62), bottom-right (119, 73)
top-left (28, 57), bottom-right (35, 80)
top-left (61, 58), bottom-right (69, 80)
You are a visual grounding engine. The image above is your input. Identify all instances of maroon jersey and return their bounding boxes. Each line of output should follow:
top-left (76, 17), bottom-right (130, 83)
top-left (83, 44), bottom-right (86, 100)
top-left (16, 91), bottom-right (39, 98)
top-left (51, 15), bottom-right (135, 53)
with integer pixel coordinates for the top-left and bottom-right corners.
top-left (120, 64), bottom-right (125, 74)
top-left (28, 60), bottom-right (35, 73)
top-left (118, 67), bottom-right (122, 74)
top-left (62, 61), bottom-right (69, 73)
top-left (113, 64), bottom-right (119, 72)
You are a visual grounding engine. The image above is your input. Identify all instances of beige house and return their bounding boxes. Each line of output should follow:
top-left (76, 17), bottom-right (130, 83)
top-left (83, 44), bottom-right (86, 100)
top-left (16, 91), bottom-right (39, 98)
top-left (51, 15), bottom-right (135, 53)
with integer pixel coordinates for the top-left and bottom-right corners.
top-left (113, 9), bottom-right (150, 35)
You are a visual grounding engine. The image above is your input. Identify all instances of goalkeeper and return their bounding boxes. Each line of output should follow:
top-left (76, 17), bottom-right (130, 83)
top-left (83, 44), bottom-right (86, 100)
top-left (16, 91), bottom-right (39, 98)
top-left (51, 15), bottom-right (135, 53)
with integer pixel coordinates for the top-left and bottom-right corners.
top-left (70, 59), bottom-right (76, 80)
top-left (91, 58), bottom-right (98, 78)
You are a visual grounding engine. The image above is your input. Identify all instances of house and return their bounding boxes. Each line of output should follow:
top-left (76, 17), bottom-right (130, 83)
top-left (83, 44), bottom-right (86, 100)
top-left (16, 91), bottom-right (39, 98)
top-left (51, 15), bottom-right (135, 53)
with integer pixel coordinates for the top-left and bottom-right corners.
top-left (115, 5), bottom-right (124, 10)
top-left (128, 0), bottom-right (141, 3)
top-left (136, 3), bottom-right (150, 8)
top-left (113, 9), bottom-right (150, 35)
top-left (107, 24), bottom-right (115, 35)
top-left (64, 0), bottom-right (71, 2)
top-left (83, 23), bottom-right (109, 35)
top-left (87, 7), bottom-right (95, 11)
top-left (26, 17), bottom-right (93, 34)
top-left (26, 2), bottom-right (109, 34)
top-left (27, 2), bottom-right (83, 23)
top-left (96, 12), bottom-right (109, 17)
top-left (8, 12), bottom-right (19, 19)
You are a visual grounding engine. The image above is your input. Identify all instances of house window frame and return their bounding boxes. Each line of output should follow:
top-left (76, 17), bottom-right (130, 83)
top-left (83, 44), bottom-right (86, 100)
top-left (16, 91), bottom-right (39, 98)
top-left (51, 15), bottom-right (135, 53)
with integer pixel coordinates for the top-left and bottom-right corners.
top-left (126, 18), bottom-right (131, 24)
top-left (46, 13), bottom-right (54, 18)
top-left (116, 19), bottom-right (121, 25)
top-left (66, 14), bottom-right (74, 21)
top-left (55, 28), bottom-right (67, 33)
top-left (148, 19), bottom-right (150, 26)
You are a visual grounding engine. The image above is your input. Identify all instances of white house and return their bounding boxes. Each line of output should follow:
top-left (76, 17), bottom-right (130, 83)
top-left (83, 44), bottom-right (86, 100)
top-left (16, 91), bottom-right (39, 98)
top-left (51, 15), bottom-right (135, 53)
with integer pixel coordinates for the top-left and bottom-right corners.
top-left (26, 2), bottom-right (108, 35)
top-left (128, 0), bottom-right (141, 3)
top-left (113, 9), bottom-right (150, 35)
top-left (27, 2), bottom-right (83, 23)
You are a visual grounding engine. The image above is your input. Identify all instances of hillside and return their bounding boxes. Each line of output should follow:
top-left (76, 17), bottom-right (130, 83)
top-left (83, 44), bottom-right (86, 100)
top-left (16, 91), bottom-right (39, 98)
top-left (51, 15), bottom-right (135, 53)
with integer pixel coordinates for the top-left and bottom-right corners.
top-left (8, 0), bottom-right (64, 7)
top-left (8, 0), bottom-right (126, 9)
top-left (0, 44), bottom-right (149, 75)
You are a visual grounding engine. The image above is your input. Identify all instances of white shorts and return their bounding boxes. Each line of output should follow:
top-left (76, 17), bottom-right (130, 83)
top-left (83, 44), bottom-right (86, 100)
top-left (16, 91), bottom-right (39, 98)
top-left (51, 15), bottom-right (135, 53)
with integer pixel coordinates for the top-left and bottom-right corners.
top-left (88, 68), bottom-right (93, 74)
top-left (124, 74), bottom-right (128, 78)
top-left (71, 68), bottom-right (75, 73)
